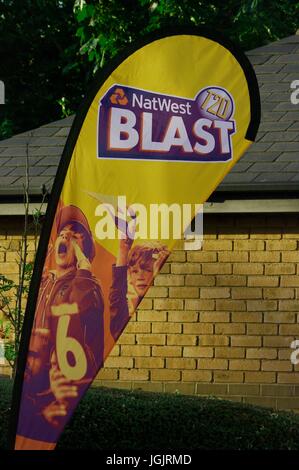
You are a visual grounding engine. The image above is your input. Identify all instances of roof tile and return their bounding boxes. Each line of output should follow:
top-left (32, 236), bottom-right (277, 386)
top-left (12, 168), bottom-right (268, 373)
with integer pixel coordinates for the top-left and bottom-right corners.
top-left (30, 137), bottom-right (67, 146)
top-left (259, 122), bottom-right (290, 132)
top-left (0, 137), bottom-right (31, 147)
top-left (248, 42), bottom-right (299, 54)
top-left (257, 73), bottom-right (288, 83)
top-left (0, 157), bottom-right (11, 165)
top-left (261, 102), bottom-right (277, 111)
top-left (248, 142), bottom-right (274, 152)
top-left (276, 152), bottom-right (299, 162)
top-left (248, 55), bottom-right (272, 65)
top-left (29, 146), bottom-right (65, 157)
top-left (54, 127), bottom-right (71, 137)
top-left (276, 54), bottom-right (299, 63)
top-left (0, 167), bottom-right (13, 176)
top-left (275, 36), bottom-right (299, 44)
top-left (265, 92), bottom-right (291, 102)
top-left (270, 142), bottom-right (299, 152)
top-left (287, 122), bottom-right (299, 131)
top-left (261, 83), bottom-right (291, 92)
top-left (279, 112), bottom-right (299, 121)
top-left (281, 63), bottom-right (299, 73)
top-left (254, 172), bottom-right (294, 183)
top-left (12, 176), bottom-right (54, 188)
top-left (0, 176), bottom-right (20, 186)
top-left (254, 64), bottom-right (285, 74)
top-left (9, 166), bottom-right (44, 177)
top-left (35, 156), bottom-right (61, 166)
top-left (221, 172), bottom-right (258, 184)
top-left (3, 156), bottom-right (43, 167)
top-left (41, 167), bottom-right (58, 176)
top-left (273, 102), bottom-right (297, 111)
top-left (247, 162), bottom-right (287, 172)
top-left (31, 127), bottom-right (58, 137)
top-left (282, 73), bottom-right (299, 82)
top-left (229, 162), bottom-right (253, 172)
top-left (284, 162), bottom-right (299, 172)
top-left (241, 152), bottom-right (280, 163)
top-left (260, 131), bottom-right (299, 142)
top-left (261, 111), bottom-right (286, 121)
top-left (43, 116), bottom-right (74, 127)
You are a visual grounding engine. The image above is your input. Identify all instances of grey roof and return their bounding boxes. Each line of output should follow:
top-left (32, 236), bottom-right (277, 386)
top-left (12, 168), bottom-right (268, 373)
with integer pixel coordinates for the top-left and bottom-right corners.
top-left (0, 116), bottom-right (74, 197)
top-left (0, 34), bottom-right (299, 197)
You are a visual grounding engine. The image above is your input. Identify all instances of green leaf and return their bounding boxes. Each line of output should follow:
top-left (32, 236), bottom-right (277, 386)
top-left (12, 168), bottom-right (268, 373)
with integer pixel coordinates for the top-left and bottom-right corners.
top-left (76, 7), bottom-right (89, 23)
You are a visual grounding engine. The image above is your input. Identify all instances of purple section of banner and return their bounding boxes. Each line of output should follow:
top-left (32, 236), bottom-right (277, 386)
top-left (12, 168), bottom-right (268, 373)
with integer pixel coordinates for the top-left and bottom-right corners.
top-left (16, 264), bottom-right (105, 444)
top-left (98, 85), bottom-right (235, 162)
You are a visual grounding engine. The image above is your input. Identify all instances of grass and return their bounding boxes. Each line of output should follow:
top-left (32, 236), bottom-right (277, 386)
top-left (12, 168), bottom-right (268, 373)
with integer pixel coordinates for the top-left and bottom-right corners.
top-left (1, 377), bottom-right (299, 450)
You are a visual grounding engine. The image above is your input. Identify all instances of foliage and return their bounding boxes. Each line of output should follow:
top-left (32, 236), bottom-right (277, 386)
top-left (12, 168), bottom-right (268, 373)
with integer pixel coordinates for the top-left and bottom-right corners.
top-left (0, 0), bottom-right (87, 139)
top-left (0, 1), bottom-right (298, 140)
top-left (0, 264), bottom-right (33, 370)
top-left (0, 378), bottom-right (12, 449)
top-left (57, 96), bottom-right (73, 118)
top-left (74, 0), bottom-right (151, 74)
top-left (2, 380), bottom-right (299, 450)
top-left (74, 0), bottom-right (299, 71)
top-left (59, 387), bottom-right (299, 450)
top-left (0, 145), bottom-right (47, 375)
top-left (0, 118), bottom-right (14, 140)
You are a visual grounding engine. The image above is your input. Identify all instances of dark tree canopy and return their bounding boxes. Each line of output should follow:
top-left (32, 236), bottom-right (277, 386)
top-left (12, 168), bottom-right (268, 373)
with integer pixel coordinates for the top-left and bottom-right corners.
top-left (0, 0), bottom-right (86, 139)
top-left (0, 0), bottom-right (298, 140)
top-left (74, 0), bottom-right (299, 68)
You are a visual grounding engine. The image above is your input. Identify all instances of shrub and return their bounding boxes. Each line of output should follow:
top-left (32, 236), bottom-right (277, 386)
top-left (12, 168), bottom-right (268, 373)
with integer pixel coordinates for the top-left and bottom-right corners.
top-left (1, 379), bottom-right (299, 450)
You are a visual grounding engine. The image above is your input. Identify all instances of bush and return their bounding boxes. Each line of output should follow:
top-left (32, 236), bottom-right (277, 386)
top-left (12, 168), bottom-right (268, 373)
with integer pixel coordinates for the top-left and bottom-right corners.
top-left (0, 377), bottom-right (12, 450)
top-left (1, 378), bottom-right (299, 450)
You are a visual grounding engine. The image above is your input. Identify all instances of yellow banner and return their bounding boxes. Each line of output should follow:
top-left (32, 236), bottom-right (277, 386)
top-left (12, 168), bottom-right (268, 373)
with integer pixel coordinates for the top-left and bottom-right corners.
top-left (12, 30), bottom-right (260, 449)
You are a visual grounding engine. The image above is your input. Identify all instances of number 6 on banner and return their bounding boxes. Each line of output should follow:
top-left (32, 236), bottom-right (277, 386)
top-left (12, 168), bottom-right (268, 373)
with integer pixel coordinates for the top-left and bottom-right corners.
top-left (52, 303), bottom-right (87, 381)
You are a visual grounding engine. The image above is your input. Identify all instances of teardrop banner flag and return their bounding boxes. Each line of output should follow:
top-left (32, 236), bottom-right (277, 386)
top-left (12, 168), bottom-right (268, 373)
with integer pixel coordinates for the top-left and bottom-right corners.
top-left (10, 27), bottom-right (260, 450)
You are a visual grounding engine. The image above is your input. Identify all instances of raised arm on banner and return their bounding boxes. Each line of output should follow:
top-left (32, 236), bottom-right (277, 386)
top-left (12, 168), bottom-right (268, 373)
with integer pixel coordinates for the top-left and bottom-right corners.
top-left (72, 239), bottom-right (91, 271)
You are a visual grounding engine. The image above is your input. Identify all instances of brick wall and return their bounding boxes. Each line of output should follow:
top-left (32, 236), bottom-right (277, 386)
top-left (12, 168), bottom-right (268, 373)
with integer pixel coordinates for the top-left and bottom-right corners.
top-left (1, 213), bottom-right (299, 411)
top-left (97, 213), bottom-right (299, 412)
top-left (0, 216), bottom-right (36, 376)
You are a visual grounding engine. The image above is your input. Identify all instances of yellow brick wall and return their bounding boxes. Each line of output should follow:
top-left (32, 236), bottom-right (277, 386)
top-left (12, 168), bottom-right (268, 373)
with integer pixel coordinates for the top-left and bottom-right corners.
top-left (1, 214), bottom-right (299, 411)
top-left (97, 213), bottom-right (299, 411)
top-left (0, 217), bottom-right (36, 376)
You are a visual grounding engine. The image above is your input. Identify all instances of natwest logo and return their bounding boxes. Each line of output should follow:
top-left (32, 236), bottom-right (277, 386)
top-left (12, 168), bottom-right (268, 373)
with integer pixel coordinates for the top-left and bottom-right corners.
top-left (98, 84), bottom-right (236, 162)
